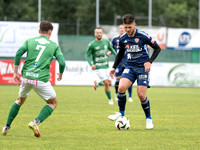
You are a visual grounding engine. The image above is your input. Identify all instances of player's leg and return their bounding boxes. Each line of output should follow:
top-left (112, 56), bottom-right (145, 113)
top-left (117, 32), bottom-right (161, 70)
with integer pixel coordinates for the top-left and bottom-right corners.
top-left (2, 97), bottom-right (27, 136)
top-left (137, 70), bottom-right (153, 129)
top-left (128, 85), bottom-right (133, 102)
top-left (2, 82), bottom-right (31, 136)
top-left (114, 76), bottom-right (120, 101)
top-left (28, 81), bottom-right (57, 137)
top-left (118, 78), bottom-right (133, 116)
top-left (103, 79), bottom-right (113, 105)
top-left (108, 78), bottom-right (132, 120)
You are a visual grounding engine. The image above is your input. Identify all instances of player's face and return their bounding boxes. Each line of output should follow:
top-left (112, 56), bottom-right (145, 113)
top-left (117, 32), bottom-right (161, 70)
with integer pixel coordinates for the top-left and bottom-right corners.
top-left (118, 25), bottom-right (125, 36)
top-left (124, 23), bottom-right (136, 36)
top-left (94, 29), bottom-right (103, 41)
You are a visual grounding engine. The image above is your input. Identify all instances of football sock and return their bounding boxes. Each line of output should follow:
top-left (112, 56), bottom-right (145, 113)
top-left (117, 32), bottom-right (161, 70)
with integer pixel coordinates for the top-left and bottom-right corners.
top-left (6, 102), bottom-right (21, 126)
top-left (34, 118), bottom-right (41, 125)
top-left (37, 104), bottom-right (54, 123)
top-left (115, 79), bottom-right (119, 94)
top-left (118, 92), bottom-right (126, 116)
top-left (128, 86), bottom-right (132, 97)
top-left (141, 97), bottom-right (151, 119)
top-left (106, 91), bottom-right (112, 100)
top-left (98, 81), bottom-right (103, 86)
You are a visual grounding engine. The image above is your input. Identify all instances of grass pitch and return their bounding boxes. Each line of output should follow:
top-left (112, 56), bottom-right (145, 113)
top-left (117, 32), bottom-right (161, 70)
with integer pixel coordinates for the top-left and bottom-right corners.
top-left (0, 85), bottom-right (200, 150)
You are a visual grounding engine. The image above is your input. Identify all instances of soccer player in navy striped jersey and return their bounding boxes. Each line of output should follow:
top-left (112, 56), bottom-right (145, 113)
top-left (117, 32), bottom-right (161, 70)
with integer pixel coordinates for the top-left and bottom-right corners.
top-left (112, 25), bottom-right (133, 102)
top-left (108, 14), bottom-right (161, 129)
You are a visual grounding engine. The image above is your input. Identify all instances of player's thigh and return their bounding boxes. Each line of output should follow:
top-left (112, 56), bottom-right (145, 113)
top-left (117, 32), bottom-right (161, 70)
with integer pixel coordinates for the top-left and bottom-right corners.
top-left (118, 78), bottom-right (133, 93)
top-left (137, 85), bottom-right (147, 101)
top-left (33, 81), bottom-right (56, 101)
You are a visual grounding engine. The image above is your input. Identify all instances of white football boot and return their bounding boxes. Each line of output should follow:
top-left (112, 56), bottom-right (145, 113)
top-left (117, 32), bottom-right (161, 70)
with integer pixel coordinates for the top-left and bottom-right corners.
top-left (146, 118), bottom-right (154, 129)
top-left (108, 112), bottom-right (122, 121)
top-left (128, 97), bottom-right (133, 102)
top-left (108, 99), bottom-right (114, 105)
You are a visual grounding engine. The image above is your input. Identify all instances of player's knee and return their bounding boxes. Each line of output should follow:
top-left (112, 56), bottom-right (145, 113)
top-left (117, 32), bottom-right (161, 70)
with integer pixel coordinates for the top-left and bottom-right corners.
top-left (104, 80), bottom-right (109, 87)
top-left (16, 97), bottom-right (26, 106)
top-left (118, 86), bottom-right (126, 93)
top-left (137, 93), bottom-right (146, 101)
top-left (47, 97), bottom-right (57, 110)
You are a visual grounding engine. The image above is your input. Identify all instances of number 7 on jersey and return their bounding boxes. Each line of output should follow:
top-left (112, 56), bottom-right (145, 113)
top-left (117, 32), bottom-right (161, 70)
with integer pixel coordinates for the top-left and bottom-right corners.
top-left (35, 45), bottom-right (46, 62)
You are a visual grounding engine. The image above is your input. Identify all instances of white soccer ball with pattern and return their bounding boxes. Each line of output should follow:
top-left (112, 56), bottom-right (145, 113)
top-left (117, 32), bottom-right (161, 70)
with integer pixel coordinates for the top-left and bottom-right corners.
top-left (115, 116), bottom-right (130, 130)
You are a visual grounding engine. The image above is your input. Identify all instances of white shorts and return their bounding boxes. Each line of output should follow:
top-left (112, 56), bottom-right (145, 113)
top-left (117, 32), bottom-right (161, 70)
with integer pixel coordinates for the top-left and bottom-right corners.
top-left (95, 68), bottom-right (111, 82)
top-left (19, 78), bottom-right (56, 101)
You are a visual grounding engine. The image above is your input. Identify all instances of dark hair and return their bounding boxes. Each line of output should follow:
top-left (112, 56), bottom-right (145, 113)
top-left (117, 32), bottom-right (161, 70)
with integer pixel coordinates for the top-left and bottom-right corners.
top-left (40, 21), bottom-right (53, 34)
top-left (94, 27), bottom-right (103, 32)
top-left (122, 14), bottom-right (135, 24)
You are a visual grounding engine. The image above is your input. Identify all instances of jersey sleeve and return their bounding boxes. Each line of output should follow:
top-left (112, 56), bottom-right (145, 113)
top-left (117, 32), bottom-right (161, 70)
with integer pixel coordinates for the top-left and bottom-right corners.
top-left (54, 46), bottom-right (63, 57)
top-left (107, 40), bottom-right (117, 56)
top-left (145, 33), bottom-right (157, 48)
top-left (85, 43), bottom-right (93, 66)
top-left (14, 40), bottom-right (28, 65)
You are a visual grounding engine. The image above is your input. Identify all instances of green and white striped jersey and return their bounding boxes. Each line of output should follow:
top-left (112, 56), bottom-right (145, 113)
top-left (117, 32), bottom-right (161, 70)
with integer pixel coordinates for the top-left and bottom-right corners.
top-left (85, 38), bottom-right (117, 69)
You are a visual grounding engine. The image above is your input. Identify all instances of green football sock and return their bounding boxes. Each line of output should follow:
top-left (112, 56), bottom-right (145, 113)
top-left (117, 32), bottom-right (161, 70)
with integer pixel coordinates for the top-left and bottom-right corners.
top-left (37, 105), bottom-right (54, 123)
top-left (106, 91), bottom-right (112, 99)
top-left (6, 102), bottom-right (21, 126)
top-left (98, 81), bottom-right (103, 86)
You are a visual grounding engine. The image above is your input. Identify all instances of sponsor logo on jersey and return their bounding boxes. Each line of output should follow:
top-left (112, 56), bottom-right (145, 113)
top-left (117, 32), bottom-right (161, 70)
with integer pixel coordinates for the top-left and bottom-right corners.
top-left (26, 72), bottom-right (39, 78)
top-left (95, 62), bottom-right (108, 66)
top-left (126, 45), bottom-right (142, 52)
top-left (35, 38), bottom-right (50, 44)
top-left (135, 38), bottom-right (139, 43)
top-left (104, 45), bottom-right (108, 50)
top-left (126, 44), bottom-right (130, 49)
top-left (95, 50), bottom-right (107, 55)
top-left (95, 46), bottom-right (100, 49)
top-left (95, 56), bottom-right (107, 62)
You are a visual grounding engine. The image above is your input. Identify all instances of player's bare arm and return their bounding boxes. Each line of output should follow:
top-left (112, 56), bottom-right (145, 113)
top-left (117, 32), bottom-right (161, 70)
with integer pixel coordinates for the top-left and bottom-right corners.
top-left (57, 73), bottom-right (63, 81)
top-left (144, 62), bottom-right (152, 72)
top-left (13, 65), bottom-right (21, 85)
top-left (109, 68), bottom-right (116, 79)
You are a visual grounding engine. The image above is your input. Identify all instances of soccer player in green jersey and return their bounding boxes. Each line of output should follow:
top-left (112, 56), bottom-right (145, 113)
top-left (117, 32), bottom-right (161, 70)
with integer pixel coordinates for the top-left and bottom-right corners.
top-left (2, 21), bottom-right (66, 137)
top-left (85, 27), bottom-right (117, 105)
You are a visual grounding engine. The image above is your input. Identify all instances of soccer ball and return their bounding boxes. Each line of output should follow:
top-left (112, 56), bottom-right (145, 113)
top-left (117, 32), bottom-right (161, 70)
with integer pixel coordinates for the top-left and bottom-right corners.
top-left (115, 116), bottom-right (130, 130)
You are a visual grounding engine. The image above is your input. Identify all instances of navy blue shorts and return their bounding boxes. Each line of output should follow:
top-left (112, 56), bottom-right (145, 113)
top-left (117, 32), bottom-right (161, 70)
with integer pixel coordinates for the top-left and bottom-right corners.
top-left (121, 66), bottom-right (149, 87)
top-left (115, 64), bottom-right (125, 77)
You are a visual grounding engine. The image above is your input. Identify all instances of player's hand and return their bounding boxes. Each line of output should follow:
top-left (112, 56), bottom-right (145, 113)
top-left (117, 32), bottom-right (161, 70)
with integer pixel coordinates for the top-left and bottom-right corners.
top-left (109, 68), bottom-right (116, 79)
top-left (57, 73), bottom-right (63, 81)
top-left (107, 51), bottom-right (111, 56)
top-left (144, 62), bottom-right (152, 72)
top-left (91, 65), bottom-right (96, 70)
top-left (13, 73), bottom-right (21, 85)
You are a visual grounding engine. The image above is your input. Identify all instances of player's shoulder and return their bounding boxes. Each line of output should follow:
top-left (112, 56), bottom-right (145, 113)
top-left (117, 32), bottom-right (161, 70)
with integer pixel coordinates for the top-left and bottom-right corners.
top-left (112, 36), bottom-right (120, 41)
top-left (88, 39), bottom-right (96, 47)
top-left (136, 29), bottom-right (151, 39)
top-left (119, 32), bottom-right (128, 41)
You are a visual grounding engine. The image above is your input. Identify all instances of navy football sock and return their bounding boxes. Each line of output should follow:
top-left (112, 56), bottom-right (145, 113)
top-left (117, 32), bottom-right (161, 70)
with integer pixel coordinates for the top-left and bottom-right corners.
top-left (115, 79), bottom-right (119, 94)
top-left (118, 92), bottom-right (126, 116)
top-left (128, 86), bottom-right (132, 97)
top-left (141, 97), bottom-right (151, 119)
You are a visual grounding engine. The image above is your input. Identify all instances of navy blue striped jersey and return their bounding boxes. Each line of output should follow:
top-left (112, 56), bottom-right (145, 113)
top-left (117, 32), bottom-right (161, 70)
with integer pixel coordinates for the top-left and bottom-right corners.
top-left (112, 36), bottom-right (127, 65)
top-left (119, 29), bottom-right (157, 67)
